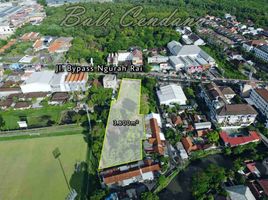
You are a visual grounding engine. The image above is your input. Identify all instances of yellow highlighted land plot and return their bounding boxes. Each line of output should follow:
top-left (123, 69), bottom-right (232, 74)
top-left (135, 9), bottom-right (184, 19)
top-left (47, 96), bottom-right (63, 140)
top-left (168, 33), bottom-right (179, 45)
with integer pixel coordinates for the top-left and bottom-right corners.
top-left (99, 79), bottom-right (145, 170)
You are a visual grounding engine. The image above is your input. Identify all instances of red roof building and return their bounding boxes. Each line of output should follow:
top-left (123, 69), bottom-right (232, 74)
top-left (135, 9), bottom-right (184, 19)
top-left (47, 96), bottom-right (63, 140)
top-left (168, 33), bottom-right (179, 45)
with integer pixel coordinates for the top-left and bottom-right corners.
top-left (103, 163), bottom-right (160, 185)
top-left (220, 131), bottom-right (260, 147)
top-left (149, 118), bottom-right (165, 155)
top-left (181, 137), bottom-right (198, 153)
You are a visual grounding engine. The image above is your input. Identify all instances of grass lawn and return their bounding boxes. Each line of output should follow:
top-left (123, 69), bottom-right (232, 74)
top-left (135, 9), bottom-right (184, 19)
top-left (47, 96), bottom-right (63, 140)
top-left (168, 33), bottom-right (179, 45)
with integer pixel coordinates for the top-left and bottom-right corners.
top-left (0, 134), bottom-right (87, 200)
top-left (1, 104), bottom-right (73, 130)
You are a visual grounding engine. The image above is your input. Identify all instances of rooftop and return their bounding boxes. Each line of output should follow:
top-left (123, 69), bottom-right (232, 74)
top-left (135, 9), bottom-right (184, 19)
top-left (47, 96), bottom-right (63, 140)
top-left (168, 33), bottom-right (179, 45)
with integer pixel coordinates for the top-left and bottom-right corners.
top-left (65, 72), bottom-right (88, 83)
top-left (157, 84), bottom-right (187, 105)
top-left (220, 130), bottom-right (260, 147)
top-left (23, 71), bottom-right (54, 85)
top-left (103, 163), bottom-right (160, 185)
top-left (225, 185), bottom-right (256, 200)
top-left (217, 104), bottom-right (257, 116)
top-left (255, 88), bottom-right (268, 103)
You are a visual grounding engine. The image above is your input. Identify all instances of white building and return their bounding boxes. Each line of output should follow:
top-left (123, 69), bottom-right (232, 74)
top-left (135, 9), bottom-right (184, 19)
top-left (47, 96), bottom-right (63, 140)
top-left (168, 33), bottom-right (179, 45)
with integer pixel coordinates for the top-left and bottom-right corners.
top-left (182, 34), bottom-right (205, 46)
top-left (0, 24), bottom-right (14, 38)
top-left (225, 185), bottom-right (256, 200)
top-left (107, 49), bottom-right (143, 66)
top-left (20, 71), bottom-right (88, 93)
top-left (50, 72), bottom-right (68, 92)
top-left (250, 88), bottom-right (268, 126)
top-left (254, 45), bottom-right (268, 62)
top-left (20, 71), bottom-right (54, 93)
top-left (167, 40), bottom-right (215, 73)
top-left (145, 113), bottom-right (162, 127)
top-left (200, 83), bottom-right (257, 128)
top-left (64, 72), bottom-right (88, 92)
top-left (157, 84), bottom-right (187, 106)
top-left (176, 142), bottom-right (189, 160)
top-left (216, 104), bottom-right (258, 128)
top-left (103, 75), bottom-right (117, 89)
top-left (148, 55), bottom-right (169, 64)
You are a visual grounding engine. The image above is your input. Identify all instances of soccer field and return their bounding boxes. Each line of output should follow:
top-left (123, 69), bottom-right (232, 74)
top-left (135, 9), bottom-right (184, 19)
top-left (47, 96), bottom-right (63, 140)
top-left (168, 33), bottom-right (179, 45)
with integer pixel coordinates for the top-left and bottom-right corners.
top-left (0, 134), bottom-right (87, 200)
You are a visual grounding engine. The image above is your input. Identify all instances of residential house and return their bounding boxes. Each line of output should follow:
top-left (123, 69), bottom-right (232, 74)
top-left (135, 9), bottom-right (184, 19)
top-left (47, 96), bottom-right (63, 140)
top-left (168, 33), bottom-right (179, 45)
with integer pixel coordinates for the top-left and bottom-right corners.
top-left (107, 49), bottom-right (143, 67)
top-left (144, 114), bottom-right (166, 156)
top-left (0, 99), bottom-right (13, 110)
top-left (13, 101), bottom-right (31, 110)
top-left (20, 32), bottom-right (39, 41)
top-left (181, 136), bottom-right (198, 154)
top-left (49, 92), bottom-right (69, 105)
top-left (48, 37), bottom-right (73, 53)
top-left (103, 75), bottom-right (117, 89)
top-left (182, 33), bottom-right (205, 46)
top-left (33, 36), bottom-right (53, 51)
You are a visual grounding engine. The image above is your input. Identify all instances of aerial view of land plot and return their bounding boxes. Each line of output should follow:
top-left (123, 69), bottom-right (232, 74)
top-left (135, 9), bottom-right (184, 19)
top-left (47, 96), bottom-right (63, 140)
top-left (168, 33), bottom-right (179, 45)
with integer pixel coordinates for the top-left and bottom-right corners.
top-left (99, 79), bottom-right (145, 169)
top-left (0, 134), bottom-right (87, 200)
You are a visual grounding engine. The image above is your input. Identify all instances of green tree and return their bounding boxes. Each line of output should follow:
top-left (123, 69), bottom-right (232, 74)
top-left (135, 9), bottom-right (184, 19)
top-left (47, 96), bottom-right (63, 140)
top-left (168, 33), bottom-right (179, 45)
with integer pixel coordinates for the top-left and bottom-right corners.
top-left (141, 192), bottom-right (159, 200)
top-left (207, 130), bottom-right (220, 144)
top-left (0, 115), bottom-right (5, 129)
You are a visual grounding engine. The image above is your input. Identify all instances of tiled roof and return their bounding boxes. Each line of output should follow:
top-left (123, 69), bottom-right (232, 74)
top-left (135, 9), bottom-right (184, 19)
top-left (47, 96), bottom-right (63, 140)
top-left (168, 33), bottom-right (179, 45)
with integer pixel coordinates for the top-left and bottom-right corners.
top-left (0, 99), bottom-right (13, 108)
top-left (258, 179), bottom-right (268, 195)
top-left (33, 38), bottom-right (42, 49)
top-left (103, 163), bottom-right (160, 185)
top-left (217, 104), bottom-right (257, 116)
top-left (0, 39), bottom-right (17, 54)
top-left (219, 86), bottom-right (235, 95)
top-left (20, 32), bottom-right (39, 41)
top-left (48, 37), bottom-right (72, 53)
top-left (220, 131), bottom-right (260, 147)
top-left (181, 137), bottom-right (198, 153)
top-left (150, 118), bottom-right (164, 155)
top-left (14, 101), bottom-right (31, 109)
top-left (65, 72), bottom-right (87, 83)
top-left (51, 92), bottom-right (69, 101)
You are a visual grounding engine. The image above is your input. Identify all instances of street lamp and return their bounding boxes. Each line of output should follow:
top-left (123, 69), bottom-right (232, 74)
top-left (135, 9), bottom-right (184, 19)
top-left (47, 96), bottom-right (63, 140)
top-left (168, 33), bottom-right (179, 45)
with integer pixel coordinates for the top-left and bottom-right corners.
top-left (52, 147), bottom-right (71, 191)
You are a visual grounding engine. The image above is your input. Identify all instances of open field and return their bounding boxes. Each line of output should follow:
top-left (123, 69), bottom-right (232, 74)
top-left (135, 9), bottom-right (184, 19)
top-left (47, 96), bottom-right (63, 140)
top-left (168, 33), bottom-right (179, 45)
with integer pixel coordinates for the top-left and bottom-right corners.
top-left (0, 134), bottom-right (87, 200)
top-left (0, 124), bottom-right (83, 141)
top-left (1, 104), bottom-right (74, 130)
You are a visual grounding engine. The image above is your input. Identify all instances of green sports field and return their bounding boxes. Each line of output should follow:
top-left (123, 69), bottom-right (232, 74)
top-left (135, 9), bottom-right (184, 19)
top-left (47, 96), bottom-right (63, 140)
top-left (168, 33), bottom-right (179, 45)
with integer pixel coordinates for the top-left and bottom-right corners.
top-left (0, 134), bottom-right (87, 200)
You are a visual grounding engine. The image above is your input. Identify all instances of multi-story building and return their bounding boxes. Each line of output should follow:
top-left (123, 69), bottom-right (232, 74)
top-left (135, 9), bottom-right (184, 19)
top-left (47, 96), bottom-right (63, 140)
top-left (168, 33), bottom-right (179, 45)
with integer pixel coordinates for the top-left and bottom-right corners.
top-left (250, 88), bottom-right (268, 126)
top-left (254, 45), bottom-right (268, 62)
top-left (200, 82), bottom-right (257, 128)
